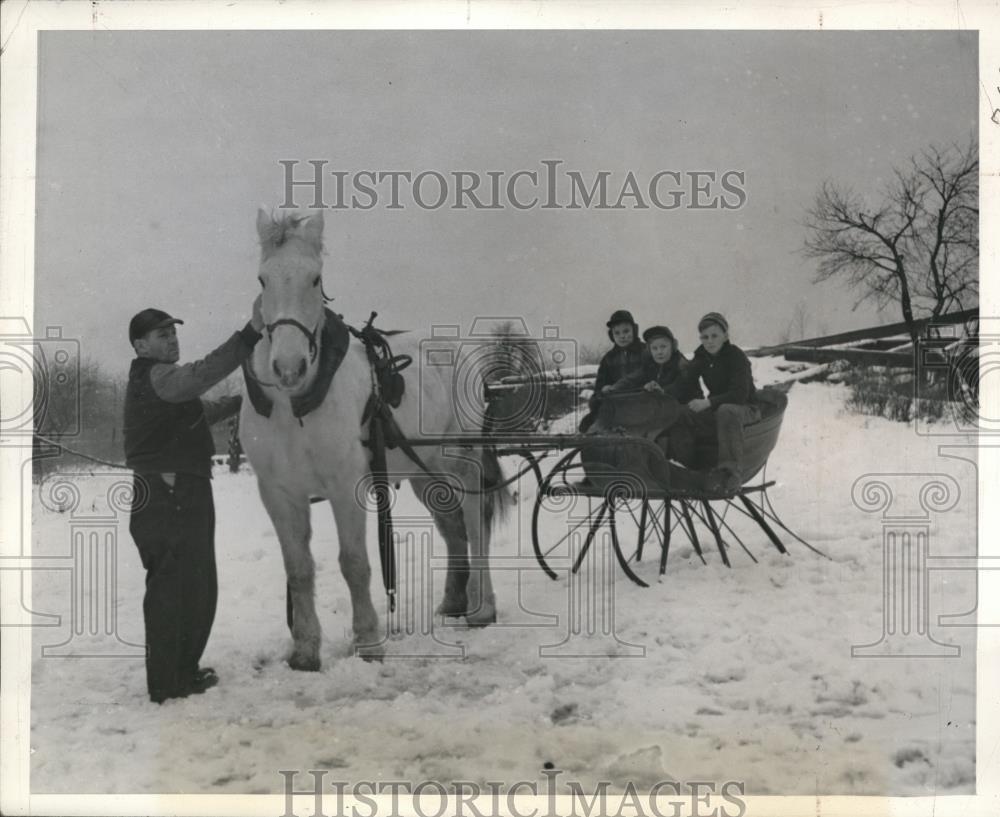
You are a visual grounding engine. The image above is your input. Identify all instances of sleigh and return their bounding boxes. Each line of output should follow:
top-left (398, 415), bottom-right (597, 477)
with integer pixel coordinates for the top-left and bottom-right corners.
top-left (523, 387), bottom-right (827, 586)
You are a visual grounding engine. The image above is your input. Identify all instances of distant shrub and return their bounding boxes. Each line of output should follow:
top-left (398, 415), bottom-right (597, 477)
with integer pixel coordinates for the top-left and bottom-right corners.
top-left (578, 342), bottom-right (607, 366)
top-left (844, 364), bottom-right (966, 425)
top-left (32, 364), bottom-right (241, 481)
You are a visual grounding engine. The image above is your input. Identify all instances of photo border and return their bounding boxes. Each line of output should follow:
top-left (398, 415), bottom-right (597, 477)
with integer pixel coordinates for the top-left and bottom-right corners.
top-left (2, 2), bottom-right (998, 816)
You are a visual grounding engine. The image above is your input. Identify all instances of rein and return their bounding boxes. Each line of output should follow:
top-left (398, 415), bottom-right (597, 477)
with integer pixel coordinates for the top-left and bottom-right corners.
top-left (351, 311), bottom-right (413, 614)
top-left (350, 311), bottom-right (519, 498)
top-left (349, 312), bottom-right (544, 615)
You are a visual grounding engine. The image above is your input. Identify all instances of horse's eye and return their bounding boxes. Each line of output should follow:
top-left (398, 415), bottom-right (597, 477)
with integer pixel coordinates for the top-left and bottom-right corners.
top-left (312, 276), bottom-right (321, 287)
top-left (257, 276), bottom-right (265, 288)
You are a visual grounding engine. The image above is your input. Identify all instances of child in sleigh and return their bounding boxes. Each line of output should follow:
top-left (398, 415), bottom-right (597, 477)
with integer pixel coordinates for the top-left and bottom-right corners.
top-left (579, 309), bottom-right (646, 432)
top-left (666, 312), bottom-right (760, 495)
top-left (605, 324), bottom-right (700, 398)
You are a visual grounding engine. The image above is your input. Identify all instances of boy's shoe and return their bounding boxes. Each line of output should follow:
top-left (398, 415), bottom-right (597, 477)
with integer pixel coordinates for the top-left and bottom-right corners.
top-left (706, 466), bottom-right (742, 496)
top-left (187, 671), bottom-right (219, 694)
top-left (150, 669), bottom-right (219, 703)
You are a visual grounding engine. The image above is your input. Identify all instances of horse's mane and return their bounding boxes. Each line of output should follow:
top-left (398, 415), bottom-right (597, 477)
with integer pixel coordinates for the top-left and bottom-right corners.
top-left (258, 210), bottom-right (324, 259)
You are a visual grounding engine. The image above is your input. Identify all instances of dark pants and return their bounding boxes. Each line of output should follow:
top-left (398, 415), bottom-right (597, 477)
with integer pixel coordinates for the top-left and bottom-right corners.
top-left (663, 415), bottom-right (697, 467)
top-left (129, 472), bottom-right (217, 701)
top-left (691, 403), bottom-right (762, 472)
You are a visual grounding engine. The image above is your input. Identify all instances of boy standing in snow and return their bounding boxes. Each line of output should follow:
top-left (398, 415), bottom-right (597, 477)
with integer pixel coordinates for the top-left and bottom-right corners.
top-left (580, 309), bottom-right (646, 432)
top-left (124, 302), bottom-right (263, 703)
top-left (668, 312), bottom-right (759, 494)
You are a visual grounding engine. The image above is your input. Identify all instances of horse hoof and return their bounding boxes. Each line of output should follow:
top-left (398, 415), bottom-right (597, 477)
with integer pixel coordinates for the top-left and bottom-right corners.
top-left (287, 653), bottom-right (321, 672)
top-left (465, 613), bottom-right (496, 628)
top-left (465, 607), bottom-right (497, 628)
top-left (463, 592), bottom-right (496, 628)
top-left (435, 596), bottom-right (469, 618)
top-left (355, 642), bottom-right (385, 663)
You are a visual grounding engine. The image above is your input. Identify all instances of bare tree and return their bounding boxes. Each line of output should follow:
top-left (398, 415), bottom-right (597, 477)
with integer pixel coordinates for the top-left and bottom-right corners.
top-left (33, 359), bottom-right (125, 476)
top-left (791, 299), bottom-right (810, 340)
top-left (804, 138), bottom-right (978, 345)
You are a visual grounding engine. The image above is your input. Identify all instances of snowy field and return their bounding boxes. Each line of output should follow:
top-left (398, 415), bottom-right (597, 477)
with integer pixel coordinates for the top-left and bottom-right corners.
top-left (28, 374), bottom-right (977, 796)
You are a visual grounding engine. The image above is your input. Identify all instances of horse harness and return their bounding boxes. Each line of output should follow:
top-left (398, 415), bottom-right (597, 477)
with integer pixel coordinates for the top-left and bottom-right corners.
top-left (242, 307), bottom-right (351, 422)
top-left (352, 312), bottom-right (418, 614)
top-left (242, 309), bottom-right (432, 614)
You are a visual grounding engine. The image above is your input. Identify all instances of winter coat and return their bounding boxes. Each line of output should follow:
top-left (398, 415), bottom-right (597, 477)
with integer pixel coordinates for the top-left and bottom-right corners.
top-left (608, 349), bottom-right (703, 401)
top-left (124, 327), bottom-right (257, 477)
top-left (668, 341), bottom-right (756, 408)
top-left (590, 339), bottom-right (646, 411)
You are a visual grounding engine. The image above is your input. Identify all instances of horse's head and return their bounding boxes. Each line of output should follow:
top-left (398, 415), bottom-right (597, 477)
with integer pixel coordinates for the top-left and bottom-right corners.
top-left (255, 208), bottom-right (326, 392)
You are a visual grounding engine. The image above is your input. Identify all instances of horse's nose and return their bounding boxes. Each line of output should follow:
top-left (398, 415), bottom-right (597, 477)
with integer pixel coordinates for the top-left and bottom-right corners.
top-left (273, 355), bottom-right (308, 389)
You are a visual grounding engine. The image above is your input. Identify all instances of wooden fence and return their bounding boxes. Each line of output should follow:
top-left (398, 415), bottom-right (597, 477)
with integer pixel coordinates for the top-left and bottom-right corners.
top-left (748, 307), bottom-right (977, 370)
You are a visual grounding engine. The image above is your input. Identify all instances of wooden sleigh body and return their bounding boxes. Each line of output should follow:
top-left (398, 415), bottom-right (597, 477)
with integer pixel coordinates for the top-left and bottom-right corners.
top-left (529, 387), bottom-right (828, 586)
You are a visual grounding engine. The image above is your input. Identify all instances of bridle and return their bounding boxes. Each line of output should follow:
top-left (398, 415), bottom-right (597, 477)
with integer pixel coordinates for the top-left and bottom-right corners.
top-left (248, 280), bottom-right (334, 388)
top-left (245, 315), bottom-right (322, 391)
top-left (264, 278), bottom-right (335, 361)
top-left (265, 317), bottom-right (321, 364)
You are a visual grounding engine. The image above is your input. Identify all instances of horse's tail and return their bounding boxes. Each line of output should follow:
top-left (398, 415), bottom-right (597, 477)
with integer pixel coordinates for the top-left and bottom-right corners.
top-left (481, 443), bottom-right (511, 535)
top-left (480, 400), bottom-right (512, 535)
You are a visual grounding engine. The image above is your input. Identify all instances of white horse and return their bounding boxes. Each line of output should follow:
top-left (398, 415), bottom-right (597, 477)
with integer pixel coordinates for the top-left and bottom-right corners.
top-left (240, 208), bottom-right (506, 670)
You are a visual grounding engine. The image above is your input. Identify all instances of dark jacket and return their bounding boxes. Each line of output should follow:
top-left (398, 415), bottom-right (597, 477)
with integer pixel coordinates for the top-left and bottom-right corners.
top-left (668, 341), bottom-right (756, 408)
top-left (591, 339), bottom-right (646, 409)
top-left (124, 326), bottom-right (258, 477)
top-left (608, 349), bottom-right (703, 401)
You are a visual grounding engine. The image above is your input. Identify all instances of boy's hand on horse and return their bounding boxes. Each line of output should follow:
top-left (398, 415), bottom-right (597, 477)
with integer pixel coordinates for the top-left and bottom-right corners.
top-left (688, 397), bottom-right (711, 413)
top-left (643, 381), bottom-right (663, 394)
top-left (251, 294), bottom-right (264, 333)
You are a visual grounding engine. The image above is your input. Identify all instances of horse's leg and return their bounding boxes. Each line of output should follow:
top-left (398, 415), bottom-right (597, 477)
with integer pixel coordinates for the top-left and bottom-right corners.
top-left (411, 477), bottom-right (470, 617)
top-left (434, 509), bottom-right (472, 617)
top-left (257, 482), bottom-right (321, 671)
top-left (460, 467), bottom-right (497, 628)
top-left (327, 488), bottom-right (382, 660)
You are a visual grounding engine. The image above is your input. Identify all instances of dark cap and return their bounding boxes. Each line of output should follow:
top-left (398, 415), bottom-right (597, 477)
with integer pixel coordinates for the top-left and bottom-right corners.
top-left (129, 308), bottom-right (184, 344)
top-left (697, 312), bottom-right (729, 334)
top-left (607, 309), bottom-right (636, 328)
top-left (642, 325), bottom-right (676, 344)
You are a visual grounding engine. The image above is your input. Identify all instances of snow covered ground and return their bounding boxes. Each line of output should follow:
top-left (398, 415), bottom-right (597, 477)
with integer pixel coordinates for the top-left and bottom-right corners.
top-left (28, 375), bottom-right (977, 796)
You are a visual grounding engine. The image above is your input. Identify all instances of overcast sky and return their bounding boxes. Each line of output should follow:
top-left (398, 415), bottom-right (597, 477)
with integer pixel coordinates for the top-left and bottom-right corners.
top-left (34, 30), bottom-right (977, 372)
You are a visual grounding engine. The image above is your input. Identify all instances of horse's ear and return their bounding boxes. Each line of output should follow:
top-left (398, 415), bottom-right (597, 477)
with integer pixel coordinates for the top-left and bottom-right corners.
top-left (256, 207), bottom-right (279, 249)
top-left (299, 209), bottom-right (324, 251)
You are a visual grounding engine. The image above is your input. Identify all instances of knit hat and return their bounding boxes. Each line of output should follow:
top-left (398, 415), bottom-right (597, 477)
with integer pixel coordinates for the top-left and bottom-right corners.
top-left (642, 325), bottom-right (676, 344)
top-left (606, 309), bottom-right (636, 328)
top-left (697, 312), bottom-right (729, 334)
